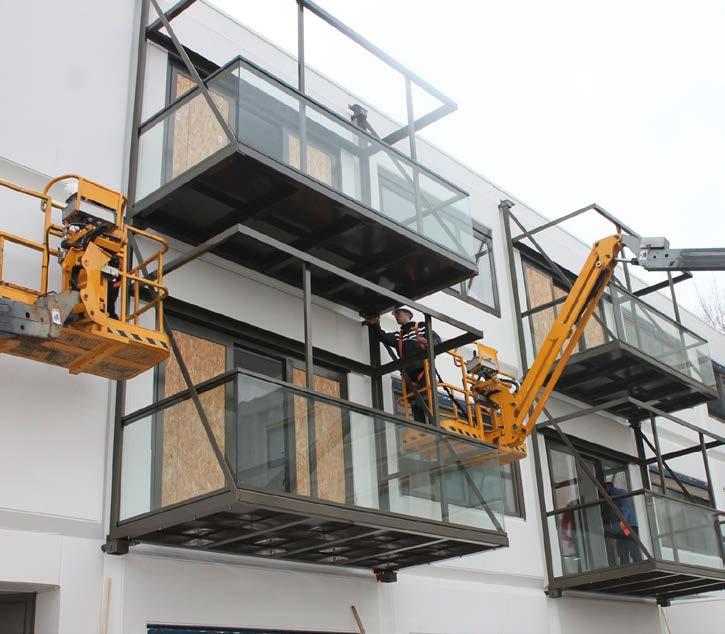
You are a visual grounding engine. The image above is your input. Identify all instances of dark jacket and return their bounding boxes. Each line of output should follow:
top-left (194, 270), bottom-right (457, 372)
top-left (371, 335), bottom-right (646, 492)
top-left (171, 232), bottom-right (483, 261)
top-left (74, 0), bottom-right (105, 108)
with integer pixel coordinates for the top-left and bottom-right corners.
top-left (372, 321), bottom-right (441, 381)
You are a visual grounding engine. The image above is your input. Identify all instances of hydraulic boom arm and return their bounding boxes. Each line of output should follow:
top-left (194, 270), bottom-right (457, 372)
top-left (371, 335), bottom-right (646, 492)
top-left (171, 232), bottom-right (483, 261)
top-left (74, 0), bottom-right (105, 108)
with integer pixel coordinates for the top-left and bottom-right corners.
top-left (470, 235), bottom-right (624, 458)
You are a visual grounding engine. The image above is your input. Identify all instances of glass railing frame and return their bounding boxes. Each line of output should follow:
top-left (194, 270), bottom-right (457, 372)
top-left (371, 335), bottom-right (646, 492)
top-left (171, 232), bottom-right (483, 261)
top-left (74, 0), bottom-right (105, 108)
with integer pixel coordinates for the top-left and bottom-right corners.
top-left (545, 488), bottom-right (725, 580)
top-left (134, 54), bottom-right (475, 261)
top-left (118, 366), bottom-right (506, 535)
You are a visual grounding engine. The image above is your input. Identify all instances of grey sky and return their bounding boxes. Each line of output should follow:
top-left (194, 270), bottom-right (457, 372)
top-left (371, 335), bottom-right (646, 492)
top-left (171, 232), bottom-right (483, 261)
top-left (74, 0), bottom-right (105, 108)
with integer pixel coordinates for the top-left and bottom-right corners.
top-left (212, 0), bottom-right (724, 315)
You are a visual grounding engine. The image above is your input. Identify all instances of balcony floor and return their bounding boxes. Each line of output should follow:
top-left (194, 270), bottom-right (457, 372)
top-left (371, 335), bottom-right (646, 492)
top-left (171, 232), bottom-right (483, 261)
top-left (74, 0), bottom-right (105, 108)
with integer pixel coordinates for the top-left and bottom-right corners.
top-left (554, 341), bottom-right (718, 420)
top-left (131, 146), bottom-right (477, 314)
top-left (548, 559), bottom-right (725, 603)
top-left (112, 488), bottom-right (507, 572)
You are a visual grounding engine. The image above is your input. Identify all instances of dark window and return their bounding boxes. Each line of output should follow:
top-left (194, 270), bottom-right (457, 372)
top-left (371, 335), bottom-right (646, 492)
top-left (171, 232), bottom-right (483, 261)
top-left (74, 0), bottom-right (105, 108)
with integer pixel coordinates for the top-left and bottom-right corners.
top-left (447, 225), bottom-right (500, 315)
top-left (0, 594), bottom-right (35, 634)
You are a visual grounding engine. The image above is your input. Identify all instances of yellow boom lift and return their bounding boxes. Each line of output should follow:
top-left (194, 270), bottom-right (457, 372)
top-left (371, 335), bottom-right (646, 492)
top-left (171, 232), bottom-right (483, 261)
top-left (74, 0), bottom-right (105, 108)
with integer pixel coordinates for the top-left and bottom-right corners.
top-left (0, 175), bottom-right (169, 380)
top-left (400, 231), bottom-right (725, 462)
top-left (400, 235), bottom-right (624, 463)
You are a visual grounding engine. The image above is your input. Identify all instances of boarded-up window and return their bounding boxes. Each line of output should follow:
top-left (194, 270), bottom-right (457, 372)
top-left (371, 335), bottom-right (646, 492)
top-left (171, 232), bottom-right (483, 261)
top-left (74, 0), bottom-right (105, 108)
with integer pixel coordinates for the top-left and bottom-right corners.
top-left (169, 72), bottom-right (231, 180)
top-left (287, 133), bottom-right (334, 185)
top-left (524, 260), bottom-right (607, 355)
top-left (159, 329), bottom-right (226, 507)
top-left (292, 369), bottom-right (346, 503)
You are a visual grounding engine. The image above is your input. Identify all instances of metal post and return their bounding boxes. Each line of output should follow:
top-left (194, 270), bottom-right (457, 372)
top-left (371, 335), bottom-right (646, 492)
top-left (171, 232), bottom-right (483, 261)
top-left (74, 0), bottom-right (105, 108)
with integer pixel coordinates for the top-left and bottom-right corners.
top-left (127, 0), bottom-right (150, 207)
top-left (367, 325), bottom-right (389, 511)
top-left (651, 417), bottom-right (668, 494)
top-left (501, 201), bottom-right (530, 373)
top-left (297, 0), bottom-right (308, 174)
top-left (424, 314), bottom-right (440, 427)
top-left (651, 415), bottom-right (676, 562)
top-left (701, 432), bottom-right (716, 508)
top-left (405, 78), bottom-right (423, 234)
top-left (297, 0), bottom-right (305, 93)
top-left (667, 271), bottom-right (682, 323)
top-left (108, 380), bottom-right (126, 531)
top-left (632, 420), bottom-right (651, 490)
top-left (532, 429), bottom-right (556, 587)
top-left (302, 263), bottom-right (317, 497)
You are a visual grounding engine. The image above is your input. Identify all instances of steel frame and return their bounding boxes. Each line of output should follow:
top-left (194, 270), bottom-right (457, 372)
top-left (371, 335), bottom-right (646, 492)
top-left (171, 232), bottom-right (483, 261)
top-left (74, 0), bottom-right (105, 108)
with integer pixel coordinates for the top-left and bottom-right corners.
top-left (501, 199), bottom-right (724, 602)
top-left (107, 0), bottom-right (492, 570)
top-left (141, 0), bottom-right (457, 162)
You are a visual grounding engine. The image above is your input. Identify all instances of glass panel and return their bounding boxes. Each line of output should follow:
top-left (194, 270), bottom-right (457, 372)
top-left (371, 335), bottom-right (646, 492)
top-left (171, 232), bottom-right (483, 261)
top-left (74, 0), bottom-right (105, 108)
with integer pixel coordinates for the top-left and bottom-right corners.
top-left (462, 233), bottom-right (496, 308)
top-left (649, 496), bottom-right (724, 569)
top-left (119, 394), bottom-right (227, 522)
top-left (548, 492), bottom-right (651, 577)
top-left (549, 448), bottom-right (600, 509)
top-left (610, 287), bottom-right (716, 387)
top-left (232, 372), bottom-right (503, 531)
top-left (119, 370), bottom-right (504, 533)
top-left (137, 59), bottom-right (474, 260)
top-left (547, 492), bottom-right (725, 580)
top-left (136, 77), bottom-right (236, 201)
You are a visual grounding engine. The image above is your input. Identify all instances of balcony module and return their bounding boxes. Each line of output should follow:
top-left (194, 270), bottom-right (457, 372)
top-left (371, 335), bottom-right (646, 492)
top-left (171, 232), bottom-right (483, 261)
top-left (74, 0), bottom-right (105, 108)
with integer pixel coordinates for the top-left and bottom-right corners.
top-left (550, 287), bottom-right (718, 420)
top-left (546, 491), bottom-right (725, 603)
top-left (130, 57), bottom-right (477, 313)
top-left (111, 369), bottom-right (508, 572)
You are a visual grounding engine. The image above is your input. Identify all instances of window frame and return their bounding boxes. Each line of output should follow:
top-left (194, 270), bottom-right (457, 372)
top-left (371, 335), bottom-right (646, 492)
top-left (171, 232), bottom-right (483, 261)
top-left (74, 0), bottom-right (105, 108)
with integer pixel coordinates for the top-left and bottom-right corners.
top-left (0, 593), bottom-right (35, 634)
top-left (444, 222), bottom-right (500, 316)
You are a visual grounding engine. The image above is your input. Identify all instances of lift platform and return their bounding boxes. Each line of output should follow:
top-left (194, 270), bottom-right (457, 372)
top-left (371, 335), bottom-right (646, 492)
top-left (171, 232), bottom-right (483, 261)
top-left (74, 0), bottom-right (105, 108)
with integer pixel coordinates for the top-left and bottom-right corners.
top-left (0, 175), bottom-right (169, 380)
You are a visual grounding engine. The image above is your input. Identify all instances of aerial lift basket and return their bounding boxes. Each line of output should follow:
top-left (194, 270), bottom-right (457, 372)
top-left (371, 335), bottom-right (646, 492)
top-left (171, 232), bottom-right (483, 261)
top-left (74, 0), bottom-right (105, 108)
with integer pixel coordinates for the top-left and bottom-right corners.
top-left (0, 174), bottom-right (169, 380)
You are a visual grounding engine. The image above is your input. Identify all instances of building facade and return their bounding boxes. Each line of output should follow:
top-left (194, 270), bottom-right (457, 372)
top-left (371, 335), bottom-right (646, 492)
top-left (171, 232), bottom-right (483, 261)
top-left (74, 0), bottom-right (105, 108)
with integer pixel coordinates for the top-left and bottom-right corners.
top-left (0, 2), bottom-right (724, 633)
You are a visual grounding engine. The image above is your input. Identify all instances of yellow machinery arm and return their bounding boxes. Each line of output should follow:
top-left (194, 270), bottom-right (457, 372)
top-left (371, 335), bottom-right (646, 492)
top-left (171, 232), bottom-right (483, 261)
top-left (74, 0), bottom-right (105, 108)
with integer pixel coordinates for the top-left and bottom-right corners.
top-left (399, 235), bottom-right (624, 462)
top-left (0, 174), bottom-right (169, 380)
top-left (478, 235), bottom-right (623, 458)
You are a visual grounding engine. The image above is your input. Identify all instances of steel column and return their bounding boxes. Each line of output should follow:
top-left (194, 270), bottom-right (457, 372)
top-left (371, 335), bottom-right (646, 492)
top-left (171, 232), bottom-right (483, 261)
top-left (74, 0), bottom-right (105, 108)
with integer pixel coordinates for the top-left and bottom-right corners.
top-left (302, 262), bottom-right (317, 497)
top-left (632, 421), bottom-right (651, 490)
top-left (700, 432), bottom-right (717, 507)
top-left (127, 0), bottom-right (151, 207)
top-left (501, 200), bottom-right (529, 373)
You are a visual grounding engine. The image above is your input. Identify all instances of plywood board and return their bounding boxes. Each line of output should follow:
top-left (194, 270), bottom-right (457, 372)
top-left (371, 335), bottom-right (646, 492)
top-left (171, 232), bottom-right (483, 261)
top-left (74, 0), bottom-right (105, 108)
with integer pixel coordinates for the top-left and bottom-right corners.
top-left (292, 369), bottom-right (346, 503)
top-left (171, 73), bottom-right (231, 179)
top-left (160, 330), bottom-right (226, 507)
top-left (288, 134), bottom-right (334, 185)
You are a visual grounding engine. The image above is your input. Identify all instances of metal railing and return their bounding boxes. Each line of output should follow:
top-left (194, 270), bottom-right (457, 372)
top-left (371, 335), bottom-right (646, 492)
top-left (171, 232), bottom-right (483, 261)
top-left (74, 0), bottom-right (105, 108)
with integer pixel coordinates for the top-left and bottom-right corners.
top-left (118, 367), bottom-right (506, 535)
top-left (546, 489), bottom-right (725, 579)
top-left (523, 282), bottom-right (715, 388)
top-left (134, 54), bottom-right (475, 261)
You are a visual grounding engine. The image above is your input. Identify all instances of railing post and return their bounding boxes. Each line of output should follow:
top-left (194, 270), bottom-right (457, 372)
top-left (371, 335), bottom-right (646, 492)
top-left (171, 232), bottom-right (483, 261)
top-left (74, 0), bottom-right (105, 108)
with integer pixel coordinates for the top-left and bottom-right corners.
top-left (651, 417), bottom-right (678, 562)
top-left (302, 262), bottom-right (317, 497)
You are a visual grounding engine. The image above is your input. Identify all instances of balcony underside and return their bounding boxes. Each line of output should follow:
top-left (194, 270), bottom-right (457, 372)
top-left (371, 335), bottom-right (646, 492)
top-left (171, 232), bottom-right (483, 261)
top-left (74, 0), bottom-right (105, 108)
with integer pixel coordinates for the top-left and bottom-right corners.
top-left (548, 559), bottom-right (725, 602)
top-left (554, 341), bottom-right (718, 420)
top-left (131, 146), bottom-right (477, 314)
top-left (112, 488), bottom-right (507, 571)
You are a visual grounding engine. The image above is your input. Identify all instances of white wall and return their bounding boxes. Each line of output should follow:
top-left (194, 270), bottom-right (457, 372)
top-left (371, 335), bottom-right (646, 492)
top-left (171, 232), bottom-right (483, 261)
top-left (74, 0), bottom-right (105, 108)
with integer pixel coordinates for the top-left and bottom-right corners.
top-left (1, 1), bottom-right (724, 633)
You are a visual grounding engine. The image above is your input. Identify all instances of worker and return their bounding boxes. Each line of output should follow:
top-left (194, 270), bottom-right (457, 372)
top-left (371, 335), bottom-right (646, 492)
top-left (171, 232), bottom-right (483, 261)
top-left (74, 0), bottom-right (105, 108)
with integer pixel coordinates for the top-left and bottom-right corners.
top-left (364, 307), bottom-right (440, 424)
top-left (603, 481), bottom-right (642, 565)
